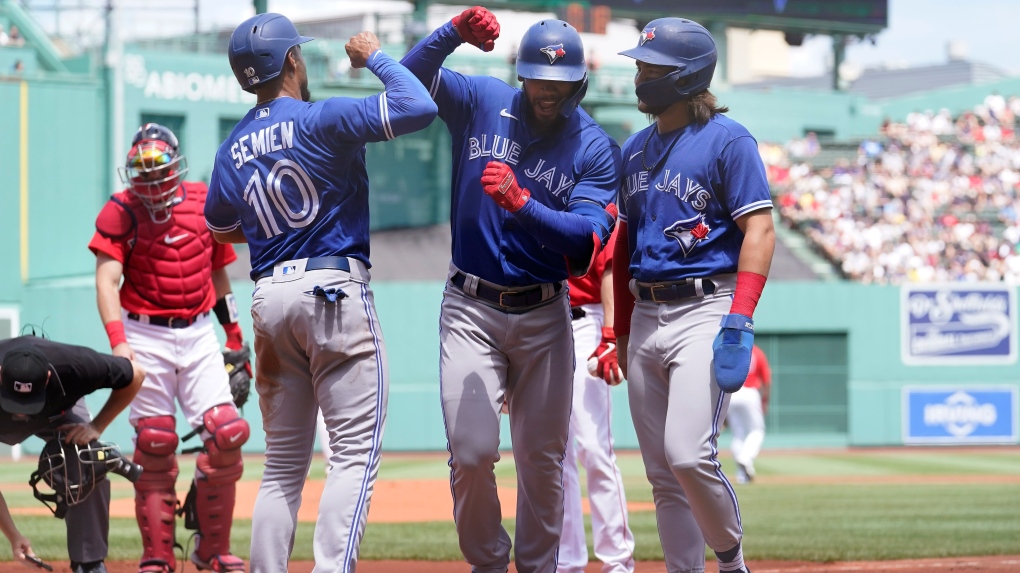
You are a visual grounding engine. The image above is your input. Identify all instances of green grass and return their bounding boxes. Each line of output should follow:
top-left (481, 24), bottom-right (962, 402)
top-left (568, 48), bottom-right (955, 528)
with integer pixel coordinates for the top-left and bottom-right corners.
top-left (3, 449), bottom-right (1020, 562)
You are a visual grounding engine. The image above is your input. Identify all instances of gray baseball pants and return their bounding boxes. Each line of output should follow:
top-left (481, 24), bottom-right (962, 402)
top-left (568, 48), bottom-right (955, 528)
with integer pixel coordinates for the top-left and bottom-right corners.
top-left (248, 258), bottom-right (388, 573)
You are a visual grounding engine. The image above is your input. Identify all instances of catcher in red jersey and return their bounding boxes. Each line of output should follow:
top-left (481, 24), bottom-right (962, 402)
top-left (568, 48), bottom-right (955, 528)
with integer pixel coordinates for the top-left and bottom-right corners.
top-left (88, 123), bottom-right (251, 573)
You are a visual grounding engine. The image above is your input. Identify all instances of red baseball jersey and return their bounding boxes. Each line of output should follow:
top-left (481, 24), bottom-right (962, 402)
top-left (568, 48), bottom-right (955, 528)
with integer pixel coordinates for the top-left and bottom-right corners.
top-left (744, 345), bottom-right (771, 391)
top-left (567, 225), bottom-right (619, 308)
top-left (89, 182), bottom-right (236, 318)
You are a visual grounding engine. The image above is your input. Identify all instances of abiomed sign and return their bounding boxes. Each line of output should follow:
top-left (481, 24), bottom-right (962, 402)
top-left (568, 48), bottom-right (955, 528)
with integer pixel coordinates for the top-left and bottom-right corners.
top-left (901, 284), bottom-right (1017, 365)
top-left (903, 386), bottom-right (1018, 444)
top-left (124, 54), bottom-right (255, 104)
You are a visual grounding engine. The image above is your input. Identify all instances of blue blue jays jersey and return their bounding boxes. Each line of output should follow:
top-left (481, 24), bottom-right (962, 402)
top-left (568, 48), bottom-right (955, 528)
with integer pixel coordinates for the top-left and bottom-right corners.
top-left (618, 115), bottom-right (772, 282)
top-left (205, 52), bottom-right (437, 280)
top-left (402, 24), bottom-right (621, 286)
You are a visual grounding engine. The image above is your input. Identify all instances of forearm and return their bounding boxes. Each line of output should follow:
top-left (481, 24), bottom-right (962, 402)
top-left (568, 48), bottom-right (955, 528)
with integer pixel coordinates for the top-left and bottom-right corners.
top-left (513, 199), bottom-right (604, 260)
top-left (612, 223), bottom-right (634, 336)
top-left (92, 383), bottom-right (139, 434)
top-left (212, 268), bottom-right (232, 300)
top-left (601, 264), bottom-right (614, 329)
top-left (96, 279), bottom-right (122, 325)
top-left (730, 210), bottom-right (776, 318)
top-left (367, 51), bottom-right (438, 137)
top-left (399, 22), bottom-right (462, 85)
top-left (0, 493), bottom-right (20, 542)
top-left (736, 220), bottom-right (776, 277)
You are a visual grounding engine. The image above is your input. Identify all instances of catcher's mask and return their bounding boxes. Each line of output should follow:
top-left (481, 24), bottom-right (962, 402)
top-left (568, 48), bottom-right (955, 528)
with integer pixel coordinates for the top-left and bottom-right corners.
top-left (29, 437), bottom-right (142, 518)
top-left (118, 124), bottom-right (189, 224)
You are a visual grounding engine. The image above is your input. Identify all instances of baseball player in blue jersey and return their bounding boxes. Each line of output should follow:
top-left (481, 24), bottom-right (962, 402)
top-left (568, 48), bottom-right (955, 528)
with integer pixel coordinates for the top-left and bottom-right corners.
top-left (613, 18), bottom-right (775, 573)
top-left (204, 13), bottom-right (437, 573)
top-left (401, 8), bottom-right (620, 573)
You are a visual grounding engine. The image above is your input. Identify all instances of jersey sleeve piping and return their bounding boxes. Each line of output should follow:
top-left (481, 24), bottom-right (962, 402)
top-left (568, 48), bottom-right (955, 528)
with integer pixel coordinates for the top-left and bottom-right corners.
top-left (206, 220), bottom-right (241, 233)
top-left (429, 68), bottom-right (443, 99)
top-left (731, 200), bottom-right (774, 220)
top-left (379, 92), bottom-right (395, 140)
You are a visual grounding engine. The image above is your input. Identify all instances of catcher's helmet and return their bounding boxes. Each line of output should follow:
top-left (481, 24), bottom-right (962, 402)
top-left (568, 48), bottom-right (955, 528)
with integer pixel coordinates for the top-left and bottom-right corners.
top-left (618, 18), bottom-right (717, 108)
top-left (29, 438), bottom-right (142, 519)
top-left (516, 19), bottom-right (588, 118)
top-left (118, 123), bottom-right (188, 224)
top-left (228, 13), bottom-right (313, 94)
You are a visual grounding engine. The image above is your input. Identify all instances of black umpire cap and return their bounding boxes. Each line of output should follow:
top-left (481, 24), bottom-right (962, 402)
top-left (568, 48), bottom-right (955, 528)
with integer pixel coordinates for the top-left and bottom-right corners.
top-left (0, 345), bottom-right (51, 415)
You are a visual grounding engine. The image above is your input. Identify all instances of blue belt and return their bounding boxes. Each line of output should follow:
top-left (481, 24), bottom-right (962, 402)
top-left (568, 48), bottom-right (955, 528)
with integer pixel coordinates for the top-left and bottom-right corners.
top-left (255, 256), bottom-right (351, 281)
top-left (451, 272), bottom-right (562, 310)
top-left (636, 279), bottom-right (716, 303)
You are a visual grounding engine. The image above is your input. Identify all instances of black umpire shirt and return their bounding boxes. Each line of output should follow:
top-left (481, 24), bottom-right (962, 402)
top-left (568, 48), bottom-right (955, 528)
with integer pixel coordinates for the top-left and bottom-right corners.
top-left (0, 336), bottom-right (134, 445)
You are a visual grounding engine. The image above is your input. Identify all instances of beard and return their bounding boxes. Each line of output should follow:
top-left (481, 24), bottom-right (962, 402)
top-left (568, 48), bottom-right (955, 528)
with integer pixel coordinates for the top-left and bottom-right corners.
top-left (638, 99), bottom-right (671, 117)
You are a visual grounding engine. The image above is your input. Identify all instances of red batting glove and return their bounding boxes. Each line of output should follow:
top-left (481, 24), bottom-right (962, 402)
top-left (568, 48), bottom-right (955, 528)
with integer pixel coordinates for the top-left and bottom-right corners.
top-left (481, 161), bottom-right (530, 212)
top-left (452, 6), bottom-right (500, 52)
top-left (223, 322), bottom-right (244, 351)
top-left (589, 326), bottom-right (624, 386)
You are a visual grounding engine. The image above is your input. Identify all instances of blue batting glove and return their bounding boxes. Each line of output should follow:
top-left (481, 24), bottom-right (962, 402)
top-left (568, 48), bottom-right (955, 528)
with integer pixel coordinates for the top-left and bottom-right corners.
top-left (712, 313), bottom-right (754, 393)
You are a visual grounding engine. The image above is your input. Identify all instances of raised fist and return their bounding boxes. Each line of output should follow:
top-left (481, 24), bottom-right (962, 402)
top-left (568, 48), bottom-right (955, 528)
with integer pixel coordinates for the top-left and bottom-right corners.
top-left (452, 6), bottom-right (500, 52)
top-left (346, 31), bottom-right (381, 69)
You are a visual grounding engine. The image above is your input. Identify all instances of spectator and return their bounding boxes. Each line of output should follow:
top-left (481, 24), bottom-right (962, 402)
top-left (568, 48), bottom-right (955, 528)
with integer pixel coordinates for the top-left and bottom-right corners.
top-left (0, 25), bottom-right (9, 46)
top-left (8, 25), bottom-right (23, 47)
top-left (765, 94), bottom-right (1020, 284)
top-left (11, 60), bottom-right (23, 74)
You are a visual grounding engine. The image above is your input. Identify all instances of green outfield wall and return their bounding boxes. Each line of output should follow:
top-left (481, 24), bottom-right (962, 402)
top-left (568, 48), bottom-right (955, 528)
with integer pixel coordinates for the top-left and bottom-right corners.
top-left (8, 279), bottom-right (1019, 455)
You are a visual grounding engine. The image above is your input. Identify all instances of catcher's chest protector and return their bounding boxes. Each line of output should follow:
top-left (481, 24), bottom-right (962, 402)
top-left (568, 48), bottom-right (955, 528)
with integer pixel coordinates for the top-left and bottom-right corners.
top-left (119, 183), bottom-right (216, 310)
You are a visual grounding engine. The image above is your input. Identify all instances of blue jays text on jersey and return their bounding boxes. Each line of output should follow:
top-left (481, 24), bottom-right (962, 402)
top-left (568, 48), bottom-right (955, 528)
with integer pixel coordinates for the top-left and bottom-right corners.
top-left (204, 51), bottom-right (437, 280)
top-left (401, 22), bottom-right (622, 287)
top-left (618, 114), bottom-right (773, 282)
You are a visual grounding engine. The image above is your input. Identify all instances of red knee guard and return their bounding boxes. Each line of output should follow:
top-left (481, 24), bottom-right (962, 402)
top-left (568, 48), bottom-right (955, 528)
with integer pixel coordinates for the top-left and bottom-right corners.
top-left (193, 405), bottom-right (249, 561)
top-left (133, 416), bottom-right (179, 572)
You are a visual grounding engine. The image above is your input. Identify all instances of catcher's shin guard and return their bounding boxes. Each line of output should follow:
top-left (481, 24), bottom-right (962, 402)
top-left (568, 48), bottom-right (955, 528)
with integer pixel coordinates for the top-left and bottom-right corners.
top-left (190, 405), bottom-right (249, 564)
top-left (133, 416), bottom-right (180, 572)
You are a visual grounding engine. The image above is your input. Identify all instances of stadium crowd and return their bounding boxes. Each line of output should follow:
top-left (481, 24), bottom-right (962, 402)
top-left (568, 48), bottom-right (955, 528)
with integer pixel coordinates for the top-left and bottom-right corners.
top-left (766, 93), bottom-right (1020, 284)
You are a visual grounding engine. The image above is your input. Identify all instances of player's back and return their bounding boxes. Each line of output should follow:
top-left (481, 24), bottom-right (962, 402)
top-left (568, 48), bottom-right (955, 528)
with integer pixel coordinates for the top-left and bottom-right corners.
top-left (209, 97), bottom-right (373, 280)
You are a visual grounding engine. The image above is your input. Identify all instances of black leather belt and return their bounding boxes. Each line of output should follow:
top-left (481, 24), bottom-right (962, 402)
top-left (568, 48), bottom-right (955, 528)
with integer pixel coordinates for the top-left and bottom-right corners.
top-left (636, 279), bottom-right (716, 303)
top-left (570, 307), bottom-right (586, 320)
top-left (255, 256), bottom-right (351, 281)
top-left (127, 311), bottom-right (209, 329)
top-left (451, 272), bottom-right (562, 309)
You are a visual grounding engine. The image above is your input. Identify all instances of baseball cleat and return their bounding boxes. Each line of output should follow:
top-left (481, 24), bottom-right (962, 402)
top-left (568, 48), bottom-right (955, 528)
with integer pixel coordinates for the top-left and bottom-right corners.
top-left (191, 552), bottom-right (246, 572)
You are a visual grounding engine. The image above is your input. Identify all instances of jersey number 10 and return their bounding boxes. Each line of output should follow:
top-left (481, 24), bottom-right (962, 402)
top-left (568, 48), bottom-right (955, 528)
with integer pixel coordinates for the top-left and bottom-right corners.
top-left (244, 159), bottom-right (321, 238)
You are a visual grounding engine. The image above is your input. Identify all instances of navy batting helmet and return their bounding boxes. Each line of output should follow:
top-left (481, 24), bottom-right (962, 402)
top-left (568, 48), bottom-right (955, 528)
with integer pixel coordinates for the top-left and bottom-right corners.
top-left (516, 19), bottom-right (588, 117)
top-left (228, 13), bottom-right (313, 93)
top-left (618, 18), bottom-right (717, 108)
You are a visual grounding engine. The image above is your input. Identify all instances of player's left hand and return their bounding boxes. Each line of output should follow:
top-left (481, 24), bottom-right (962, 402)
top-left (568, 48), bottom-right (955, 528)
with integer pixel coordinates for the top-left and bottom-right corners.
top-left (223, 344), bottom-right (253, 409)
top-left (452, 6), bottom-right (500, 52)
top-left (346, 31), bottom-right (381, 68)
top-left (10, 533), bottom-right (34, 568)
top-left (588, 326), bottom-right (624, 386)
top-left (713, 314), bottom-right (754, 392)
top-left (481, 161), bottom-right (530, 212)
top-left (56, 421), bottom-right (101, 445)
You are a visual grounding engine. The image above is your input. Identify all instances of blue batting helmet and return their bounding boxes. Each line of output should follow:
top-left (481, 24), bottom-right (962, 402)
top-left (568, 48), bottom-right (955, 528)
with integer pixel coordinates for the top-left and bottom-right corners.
top-left (516, 19), bottom-right (588, 118)
top-left (228, 13), bottom-right (313, 93)
top-left (618, 18), bottom-right (717, 108)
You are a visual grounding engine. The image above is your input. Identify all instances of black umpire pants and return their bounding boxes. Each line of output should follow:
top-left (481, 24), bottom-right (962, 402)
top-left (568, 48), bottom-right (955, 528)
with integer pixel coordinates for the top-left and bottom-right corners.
top-left (33, 398), bottom-right (111, 563)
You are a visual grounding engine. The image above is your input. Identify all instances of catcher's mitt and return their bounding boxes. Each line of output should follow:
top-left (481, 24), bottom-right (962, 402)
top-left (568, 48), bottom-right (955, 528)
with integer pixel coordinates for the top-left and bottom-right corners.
top-left (223, 343), bottom-right (253, 408)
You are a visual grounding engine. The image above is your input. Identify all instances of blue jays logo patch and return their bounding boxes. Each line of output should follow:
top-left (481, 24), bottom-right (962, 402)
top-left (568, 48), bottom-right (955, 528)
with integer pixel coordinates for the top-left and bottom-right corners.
top-left (639, 27), bottom-right (656, 46)
top-left (664, 214), bottom-right (711, 257)
top-left (540, 44), bottom-right (567, 65)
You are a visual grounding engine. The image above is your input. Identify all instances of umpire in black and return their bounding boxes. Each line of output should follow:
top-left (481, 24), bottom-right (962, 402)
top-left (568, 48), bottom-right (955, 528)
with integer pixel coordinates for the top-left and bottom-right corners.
top-left (0, 335), bottom-right (144, 573)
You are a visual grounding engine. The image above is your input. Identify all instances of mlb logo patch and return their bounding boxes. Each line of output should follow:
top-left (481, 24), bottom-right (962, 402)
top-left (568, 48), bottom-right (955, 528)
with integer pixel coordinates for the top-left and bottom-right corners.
top-left (540, 44), bottom-right (567, 65)
top-left (256, 107), bottom-right (270, 119)
top-left (282, 265), bottom-right (297, 276)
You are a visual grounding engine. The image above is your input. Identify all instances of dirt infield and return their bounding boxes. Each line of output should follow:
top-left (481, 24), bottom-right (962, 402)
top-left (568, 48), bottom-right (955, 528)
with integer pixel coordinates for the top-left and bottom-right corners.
top-left (33, 555), bottom-right (1020, 572)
